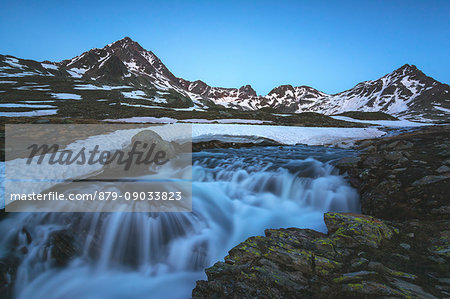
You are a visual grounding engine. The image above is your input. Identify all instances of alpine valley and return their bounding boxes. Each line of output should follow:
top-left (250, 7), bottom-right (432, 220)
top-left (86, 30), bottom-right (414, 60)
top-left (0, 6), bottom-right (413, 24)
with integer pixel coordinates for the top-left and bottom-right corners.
top-left (0, 37), bottom-right (449, 123)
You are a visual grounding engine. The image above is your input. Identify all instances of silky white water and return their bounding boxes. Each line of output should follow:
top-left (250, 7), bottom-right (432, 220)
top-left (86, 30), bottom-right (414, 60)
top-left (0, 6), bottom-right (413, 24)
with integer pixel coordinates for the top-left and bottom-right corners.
top-left (0, 145), bottom-right (360, 299)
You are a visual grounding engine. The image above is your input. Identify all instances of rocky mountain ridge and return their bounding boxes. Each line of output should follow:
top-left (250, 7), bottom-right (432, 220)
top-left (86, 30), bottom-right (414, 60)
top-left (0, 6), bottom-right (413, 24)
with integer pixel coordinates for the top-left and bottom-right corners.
top-left (1, 37), bottom-right (449, 121)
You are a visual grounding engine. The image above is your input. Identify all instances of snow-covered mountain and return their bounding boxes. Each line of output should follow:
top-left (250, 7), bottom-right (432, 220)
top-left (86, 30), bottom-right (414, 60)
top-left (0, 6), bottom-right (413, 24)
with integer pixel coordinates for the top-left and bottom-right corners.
top-left (0, 37), bottom-right (448, 121)
top-left (306, 64), bottom-right (450, 121)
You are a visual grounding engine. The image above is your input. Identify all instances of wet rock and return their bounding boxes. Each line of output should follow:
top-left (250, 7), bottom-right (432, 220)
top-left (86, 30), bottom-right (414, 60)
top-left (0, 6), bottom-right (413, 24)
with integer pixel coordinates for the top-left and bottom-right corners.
top-left (334, 156), bottom-right (361, 169)
top-left (21, 227), bottom-right (32, 244)
top-left (48, 230), bottom-right (81, 266)
top-left (0, 257), bottom-right (20, 299)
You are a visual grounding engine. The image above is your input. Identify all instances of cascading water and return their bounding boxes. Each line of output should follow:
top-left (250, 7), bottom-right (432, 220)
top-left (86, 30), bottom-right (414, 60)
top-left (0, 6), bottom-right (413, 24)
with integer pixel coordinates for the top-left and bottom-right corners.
top-left (0, 145), bottom-right (360, 299)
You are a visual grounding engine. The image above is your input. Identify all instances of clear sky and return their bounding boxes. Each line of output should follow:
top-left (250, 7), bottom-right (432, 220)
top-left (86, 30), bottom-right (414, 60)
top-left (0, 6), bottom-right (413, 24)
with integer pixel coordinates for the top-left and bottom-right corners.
top-left (0, 0), bottom-right (448, 95)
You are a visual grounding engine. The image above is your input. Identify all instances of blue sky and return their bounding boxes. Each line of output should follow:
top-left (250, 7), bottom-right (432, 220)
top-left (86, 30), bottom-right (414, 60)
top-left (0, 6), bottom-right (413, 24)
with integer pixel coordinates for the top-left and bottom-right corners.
top-left (0, 0), bottom-right (448, 95)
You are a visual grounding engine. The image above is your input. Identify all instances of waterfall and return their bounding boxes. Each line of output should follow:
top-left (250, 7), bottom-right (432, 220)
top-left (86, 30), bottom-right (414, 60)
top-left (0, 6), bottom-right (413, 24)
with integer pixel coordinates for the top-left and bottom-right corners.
top-left (0, 145), bottom-right (360, 299)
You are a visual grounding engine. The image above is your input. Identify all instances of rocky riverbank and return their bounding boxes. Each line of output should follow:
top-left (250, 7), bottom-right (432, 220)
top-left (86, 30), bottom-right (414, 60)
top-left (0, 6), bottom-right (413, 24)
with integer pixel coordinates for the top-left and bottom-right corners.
top-left (192, 125), bottom-right (450, 298)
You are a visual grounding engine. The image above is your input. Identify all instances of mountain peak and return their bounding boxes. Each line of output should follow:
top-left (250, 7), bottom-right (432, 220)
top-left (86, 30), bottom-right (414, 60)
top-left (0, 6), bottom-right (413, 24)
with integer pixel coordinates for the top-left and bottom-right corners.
top-left (238, 84), bottom-right (257, 97)
top-left (392, 64), bottom-right (423, 77)
top-left (106, 36), bottom-right (143, 50)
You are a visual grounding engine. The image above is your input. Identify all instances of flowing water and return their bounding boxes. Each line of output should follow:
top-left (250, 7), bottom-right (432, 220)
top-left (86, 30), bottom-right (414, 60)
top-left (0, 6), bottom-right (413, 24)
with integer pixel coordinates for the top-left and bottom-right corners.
top-left (0, 145), bottom-right (360, 299)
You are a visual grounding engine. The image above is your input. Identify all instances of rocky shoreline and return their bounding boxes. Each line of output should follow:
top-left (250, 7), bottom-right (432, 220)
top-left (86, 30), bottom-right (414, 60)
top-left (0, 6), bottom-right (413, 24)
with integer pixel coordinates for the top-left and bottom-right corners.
top-left (192, 125), bottom-right (450, 298)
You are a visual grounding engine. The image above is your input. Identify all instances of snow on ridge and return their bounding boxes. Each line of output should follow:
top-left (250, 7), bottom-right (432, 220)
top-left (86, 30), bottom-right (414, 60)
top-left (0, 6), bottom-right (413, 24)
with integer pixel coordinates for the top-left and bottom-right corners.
top-left (3, 57), bottom-right (24, 69)
top-left (74, 84), bottom-right (132, 90)
top-left (51, 93), bottom-right (82, 100)
top-left (97, 53), bottom-right (111, 69)
top-left (434, 106), bottom-right (450, 113)
top-left (41, 63), bottom-right (59, 70)
top-left (67, 68), bottom-right (87, 78)
top-left (118, 103), bottom-right (166, 109)
top-left (141, 50), bottom-right (158, 68)
top-left (0, 71), bottom-right (42, 77)
top-left (121, 90), bottom-right (147, 99)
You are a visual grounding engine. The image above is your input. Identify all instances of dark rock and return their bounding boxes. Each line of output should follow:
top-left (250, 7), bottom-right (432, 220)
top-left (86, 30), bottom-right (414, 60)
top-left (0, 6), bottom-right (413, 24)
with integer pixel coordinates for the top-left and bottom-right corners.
top-left (436, 165), bottom-right (450, 173)
top-left (384, 151), bottom-right (408, 163)
top-left (0, 257), bottom-right (20, 299)
top-left (48, 230), bottom-right (81, 266)
top-left (431, 206), bottom-right (450, 215)
top-left (362, 155), bottom-right (383, 168)
top-left (386, 140), bottom-right (414, 150)
top-left (334, 156), bottom-right (361, 169)
top-left (350, 257), bottom-right (369, 268)
top-left (412, 175), bottom-right (447, 186)
top-left (399, 243), bottom-right (411, 250)
top-left (355, 140), bottom-right (375, 150)
top-left (193, 212), bottom-right (448, 298)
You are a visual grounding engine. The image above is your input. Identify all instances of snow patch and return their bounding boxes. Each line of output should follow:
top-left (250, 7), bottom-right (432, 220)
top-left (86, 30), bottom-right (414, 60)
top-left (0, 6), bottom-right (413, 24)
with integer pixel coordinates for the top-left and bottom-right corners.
top-left (121, 90), bottom-right (147, 99)
top-left (0, 103), bottom-right (55, 108)
top-left (181, 119), bottom-right (272, 124)
top-left (74, 84), bottom-right (132, 90)
top-left (104, 116), bottom-right (177, 123)
top-left (3, 57), bottom-right (23, 69)
top-left (0, 110), bottom-right (58, 117)
top-left (41, 63), bottom-right (59, 70)
top-left (51, 93), bottom-right (82, 100)
top-left (191, 124), bottom-right (386, 146)
top-left (434, 106), bottom-right (450, 113)
top-left (331, 116), bottom-right (432, 127)
top-left (67, 68), bottom-right (87, 78)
